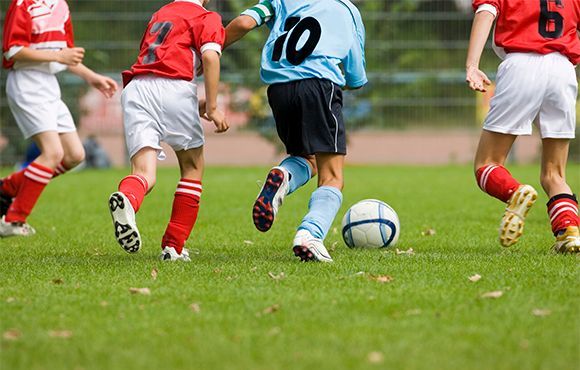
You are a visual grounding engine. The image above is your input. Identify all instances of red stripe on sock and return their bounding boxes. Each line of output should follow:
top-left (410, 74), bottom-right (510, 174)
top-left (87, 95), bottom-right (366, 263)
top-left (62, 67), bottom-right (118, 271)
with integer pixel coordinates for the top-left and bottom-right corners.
top-left (53, 161), bottom-right (70, 178)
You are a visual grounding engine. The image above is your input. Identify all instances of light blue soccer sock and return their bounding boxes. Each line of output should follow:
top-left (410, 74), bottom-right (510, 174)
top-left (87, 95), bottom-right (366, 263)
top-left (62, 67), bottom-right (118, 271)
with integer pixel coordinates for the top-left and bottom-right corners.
top-left (279, 156), bottom-right (312, 195)
top-left (298, 186), bottom-right (343, 240)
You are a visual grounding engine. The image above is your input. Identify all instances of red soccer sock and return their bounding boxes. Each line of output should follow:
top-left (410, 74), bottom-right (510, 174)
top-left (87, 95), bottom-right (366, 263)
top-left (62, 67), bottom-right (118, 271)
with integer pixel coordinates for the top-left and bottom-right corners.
top-left (52, 161), bottom-right (71, 178)
top-left (161, 179), bottom-right (202, 254)
top-left (476, 164), bottom-right (521, 203)
top-left (1, 169), bottom-right (25, 198)
top-left (118, 175), bottom-right (148, 213)
top-left (5, 162), bottom-right (54, 223)
top-left (547, 194), bottom-right (579, 235)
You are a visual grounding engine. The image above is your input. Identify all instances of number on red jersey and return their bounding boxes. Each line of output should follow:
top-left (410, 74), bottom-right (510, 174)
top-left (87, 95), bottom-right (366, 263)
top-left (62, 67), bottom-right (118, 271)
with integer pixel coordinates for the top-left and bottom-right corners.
top-left (122, 1), bottom-right (225, 86)
top-left (472, 0), bottom-right (580, 64)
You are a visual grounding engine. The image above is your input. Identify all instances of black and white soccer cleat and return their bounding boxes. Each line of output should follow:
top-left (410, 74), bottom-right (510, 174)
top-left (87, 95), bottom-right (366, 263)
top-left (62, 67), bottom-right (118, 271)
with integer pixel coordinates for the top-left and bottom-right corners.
top-left (108, 192), bottom-right (141, 253)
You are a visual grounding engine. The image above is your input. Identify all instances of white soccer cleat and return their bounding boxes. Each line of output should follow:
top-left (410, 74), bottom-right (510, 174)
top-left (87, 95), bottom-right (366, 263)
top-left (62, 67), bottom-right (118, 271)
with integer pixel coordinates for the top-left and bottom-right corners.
top-left (292, 229), bottom-right (333, 263)
top-left (252, 166), bottom-right (289, 232)
top-left (160, 246), bottom-right (191, 262)
top-left (499, 184), bottom-right (538, 247)
top-left (0, 216), bottom-right (35, 238)
top-left (108, 192), bottom-right (141, 253)
top-left (553, 226), bottom-right (580, 254)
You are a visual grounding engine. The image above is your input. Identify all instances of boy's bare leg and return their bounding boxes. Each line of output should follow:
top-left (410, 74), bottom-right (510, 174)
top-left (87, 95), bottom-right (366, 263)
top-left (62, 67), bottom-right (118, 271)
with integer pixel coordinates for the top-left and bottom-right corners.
top-left (108, 147), bottom-right (158, 253)
top-left (473, 130), bottom-right (537, 247)
top-left (293, 153), bottom-right (344, 262)
top-left (161, 147), bottom-right (204, 261)
top-left (0, 131), bottom-right (63, 237)
top-left (56, 132), bottom-right (86, 175)
top-left (541, 139), bottom-right (580, 253)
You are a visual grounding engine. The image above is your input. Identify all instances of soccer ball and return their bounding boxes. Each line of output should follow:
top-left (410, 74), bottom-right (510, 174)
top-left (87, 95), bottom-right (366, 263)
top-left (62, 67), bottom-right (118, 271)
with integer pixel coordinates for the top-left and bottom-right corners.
top-left (341, 199), bottom-right (400, 249)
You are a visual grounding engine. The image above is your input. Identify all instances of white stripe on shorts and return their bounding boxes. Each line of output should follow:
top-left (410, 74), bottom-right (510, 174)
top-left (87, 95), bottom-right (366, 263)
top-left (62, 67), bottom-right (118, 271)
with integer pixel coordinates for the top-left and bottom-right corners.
top-left (327, 82), bottom-right (339, 153)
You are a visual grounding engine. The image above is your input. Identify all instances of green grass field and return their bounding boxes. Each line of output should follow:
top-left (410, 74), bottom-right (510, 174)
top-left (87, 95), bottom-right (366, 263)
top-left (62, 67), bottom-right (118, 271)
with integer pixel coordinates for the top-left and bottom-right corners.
top-left (1, 165), bottom-right (578, 370)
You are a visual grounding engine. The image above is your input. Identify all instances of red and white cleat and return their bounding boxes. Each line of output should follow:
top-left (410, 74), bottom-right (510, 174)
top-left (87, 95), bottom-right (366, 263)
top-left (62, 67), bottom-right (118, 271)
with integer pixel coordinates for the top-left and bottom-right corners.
top-left (160, 246), bottom-right (191, 262)
top-left (0, 216), bottom-right (35, 238)
top-left (252, 166), bottom-right (289, 232)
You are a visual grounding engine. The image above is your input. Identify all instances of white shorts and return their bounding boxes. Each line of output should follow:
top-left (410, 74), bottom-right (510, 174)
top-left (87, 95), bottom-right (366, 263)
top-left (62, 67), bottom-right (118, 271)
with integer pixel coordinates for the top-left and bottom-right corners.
top-left (483, 52), bottom-right (577, 139)
top-left (6, 69), bottom-right (75, 139)
top-left (121, 76), bottom-right (204, 160)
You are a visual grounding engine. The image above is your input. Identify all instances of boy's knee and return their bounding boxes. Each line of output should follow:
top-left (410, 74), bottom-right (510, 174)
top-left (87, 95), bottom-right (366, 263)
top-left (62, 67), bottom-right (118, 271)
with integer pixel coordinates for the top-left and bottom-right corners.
top-left (42, 147), bottom-right (65, 168)
top-left (63, 148), bottom-right (86, 169)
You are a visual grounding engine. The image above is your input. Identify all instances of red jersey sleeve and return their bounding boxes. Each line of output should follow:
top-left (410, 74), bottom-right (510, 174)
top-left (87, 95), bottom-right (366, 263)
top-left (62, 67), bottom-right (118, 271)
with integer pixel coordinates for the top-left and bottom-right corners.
top-left (64, 12), bottom-right (75, 47)
top-left (192, 12), bottom-right (225, 55)
top-left (3, 0), bottom-right (32, 59)
top-left (472, 0), bottom-right (501, 14)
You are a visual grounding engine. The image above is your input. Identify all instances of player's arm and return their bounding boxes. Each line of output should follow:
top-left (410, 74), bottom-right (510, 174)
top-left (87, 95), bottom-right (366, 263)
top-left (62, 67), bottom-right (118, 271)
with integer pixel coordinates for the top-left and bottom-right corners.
top-left (9, 47), bottom-right (85, 65)
top-left (224, 1), bottom-right (274, 49)
top-left (224, 16), bottom-right (258, 48)
top-left (68, 63), bottom-right (118, 99)
top-left (465, 5), bottom-right (497, 92)
top-left (2, 1), bottom-right (84, 67)
top-left (201, 51), bottom-right (229, 133)
top-left (342, 20), bottom-right (368, 90)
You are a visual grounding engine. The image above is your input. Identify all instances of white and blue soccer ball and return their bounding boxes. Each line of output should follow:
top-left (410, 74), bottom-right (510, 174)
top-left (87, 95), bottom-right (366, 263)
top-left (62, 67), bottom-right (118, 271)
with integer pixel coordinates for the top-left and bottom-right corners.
top-left (341, 199), bottom-right (400, 249)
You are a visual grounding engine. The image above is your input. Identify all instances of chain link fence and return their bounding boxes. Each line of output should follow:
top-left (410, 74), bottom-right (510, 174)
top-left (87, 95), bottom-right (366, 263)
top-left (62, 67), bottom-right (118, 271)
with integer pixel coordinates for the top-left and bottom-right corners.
top-left (0, 0), bottom-right (577, 165)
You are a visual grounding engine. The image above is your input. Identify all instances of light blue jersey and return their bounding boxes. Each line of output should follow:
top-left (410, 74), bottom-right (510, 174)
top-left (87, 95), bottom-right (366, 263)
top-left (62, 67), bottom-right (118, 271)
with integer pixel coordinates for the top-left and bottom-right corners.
top-left (241, 0), bottom-right (367, 88)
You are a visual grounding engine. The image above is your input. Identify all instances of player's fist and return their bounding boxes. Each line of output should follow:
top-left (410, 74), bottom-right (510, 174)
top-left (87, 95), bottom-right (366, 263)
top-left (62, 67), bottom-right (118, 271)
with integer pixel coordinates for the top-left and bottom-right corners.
top-left (57, 47), bottom-right (85, 66)
top-left (466, 65), bottom-right (491, 93)
top-left (205, 108), bottom-right (229, 134)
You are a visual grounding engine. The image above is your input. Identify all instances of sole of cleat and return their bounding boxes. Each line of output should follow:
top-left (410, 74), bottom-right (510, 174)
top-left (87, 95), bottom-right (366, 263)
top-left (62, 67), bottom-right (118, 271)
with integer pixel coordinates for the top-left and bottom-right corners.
top-left (555, 245), bottom-right (580, 254)
top-left (109, 192), bottom-right (141, 253)
top-left (499, 186), bottom-right (537, 247)
top-left (293, 245), bottom-right (317, 262)
top-left (252, 169), bottom-right (285, 232)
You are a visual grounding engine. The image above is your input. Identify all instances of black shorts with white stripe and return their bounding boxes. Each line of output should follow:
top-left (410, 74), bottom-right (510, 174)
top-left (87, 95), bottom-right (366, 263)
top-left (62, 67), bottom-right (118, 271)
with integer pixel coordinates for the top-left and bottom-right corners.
top-left (267, 78), bottom-right (346, 156)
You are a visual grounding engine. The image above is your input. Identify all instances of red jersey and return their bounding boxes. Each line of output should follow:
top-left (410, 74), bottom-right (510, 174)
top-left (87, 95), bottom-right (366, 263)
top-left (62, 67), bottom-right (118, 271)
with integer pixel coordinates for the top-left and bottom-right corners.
top-left (2, 0), bottom-right (75, 70)
top-left (473, 0), bottom-right (580, 64)
top-left (122, 0), bottom-right (225, 86)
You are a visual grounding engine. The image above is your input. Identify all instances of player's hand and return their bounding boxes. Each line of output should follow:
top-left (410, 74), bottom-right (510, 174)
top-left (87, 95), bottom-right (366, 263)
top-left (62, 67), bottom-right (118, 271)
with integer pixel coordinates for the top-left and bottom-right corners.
top-left (205, 108), bottom-right (229, 133)
top-left (198, 99), bottom-right (207, 117)
top-left (466, 65), bottom-right (491, 92)
top-left (90, 74), bottom-right (118, 98)
top-left (56, 47), bottom-right (85, 66)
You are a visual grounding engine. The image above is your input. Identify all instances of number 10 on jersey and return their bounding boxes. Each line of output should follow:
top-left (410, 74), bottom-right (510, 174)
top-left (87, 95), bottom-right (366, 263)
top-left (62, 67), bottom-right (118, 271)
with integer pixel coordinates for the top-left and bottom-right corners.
top-left (272, 17), bottom-right (322, 66)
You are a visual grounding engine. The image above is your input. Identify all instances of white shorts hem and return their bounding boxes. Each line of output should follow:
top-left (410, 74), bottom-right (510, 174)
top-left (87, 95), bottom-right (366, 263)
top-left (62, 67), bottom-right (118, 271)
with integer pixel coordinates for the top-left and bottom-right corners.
top-left (128, 144), bottom-right (163, 160)
top-left (483, 125), bottom-right (532, 136)
top-left (174, 140), bottom-right (205, 152)
top-left (540, 132), bottom-right (576, 139)
top-left (23, 126), bottom-right (76, 139)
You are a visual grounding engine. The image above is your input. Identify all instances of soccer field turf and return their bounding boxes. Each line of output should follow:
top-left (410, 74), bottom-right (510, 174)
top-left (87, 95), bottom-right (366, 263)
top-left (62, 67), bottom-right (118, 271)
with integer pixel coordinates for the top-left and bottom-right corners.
top-left (1, 165), bottom-right (578, 370)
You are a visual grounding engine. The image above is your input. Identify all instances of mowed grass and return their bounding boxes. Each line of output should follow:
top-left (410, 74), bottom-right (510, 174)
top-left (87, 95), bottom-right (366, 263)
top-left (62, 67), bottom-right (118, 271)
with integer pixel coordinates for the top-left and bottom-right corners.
top-left (0, 165), bottom-right (578, 370)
